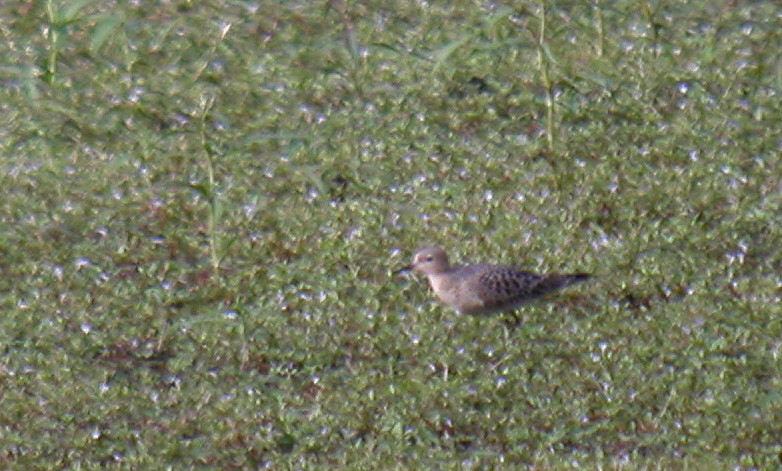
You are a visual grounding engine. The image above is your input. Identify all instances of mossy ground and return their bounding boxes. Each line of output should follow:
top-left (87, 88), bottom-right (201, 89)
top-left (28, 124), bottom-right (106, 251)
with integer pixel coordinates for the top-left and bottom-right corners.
top-left (1, 0), bottom-right (780, 468)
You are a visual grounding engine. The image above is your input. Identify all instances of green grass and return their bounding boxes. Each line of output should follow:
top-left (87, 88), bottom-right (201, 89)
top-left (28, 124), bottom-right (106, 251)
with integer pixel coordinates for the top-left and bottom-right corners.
top-left (1, 0), bottom-right (781, 468)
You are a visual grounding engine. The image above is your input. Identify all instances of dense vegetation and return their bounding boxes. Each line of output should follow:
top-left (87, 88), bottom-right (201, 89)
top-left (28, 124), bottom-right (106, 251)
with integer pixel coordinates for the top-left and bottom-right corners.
top-left (1, 1), bottom-right (780, 468)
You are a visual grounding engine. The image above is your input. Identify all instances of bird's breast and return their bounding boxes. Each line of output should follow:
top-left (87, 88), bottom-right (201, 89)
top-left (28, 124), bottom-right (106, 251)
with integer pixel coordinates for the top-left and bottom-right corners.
top-left (426, 273), bottom-right (457, 297)
top-left (427, 273), bottom-right (485, 314)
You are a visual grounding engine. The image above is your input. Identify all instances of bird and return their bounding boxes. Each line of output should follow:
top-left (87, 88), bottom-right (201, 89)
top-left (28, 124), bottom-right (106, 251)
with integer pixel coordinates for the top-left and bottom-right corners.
top-left (401, 245), bottom-right (590, 316)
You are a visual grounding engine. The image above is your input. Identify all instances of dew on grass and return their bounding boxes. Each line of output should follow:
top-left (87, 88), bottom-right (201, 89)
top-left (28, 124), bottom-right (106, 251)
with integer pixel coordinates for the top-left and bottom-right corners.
top-left (359, 129), bottom-right (379, 151)
top-left (734, 59), bottom-right (750, 72)
top-left (701, 391), bottom-right (715, 405)
top-left (242, 202), bottom-right (258, 218)
top-left (223, 310), bottom-right (237, 320)
top-left (81, 322), bottom-right (93, 334)
top-left (152, 279), bottom-right (170, 291)
top-left (261, 166), bottom-right (276, 179)
top-left (93, 226), bottom-right (109, 239)
top-left (677, 82), bottom-right (690, 94)
top-left (127, 86), bottom-right (144, 103)
top-left (100, 383), bottom-right (109, 394)
top-left (615, 452), bottom-right (630, 466)
top-left (74, 258), bottom-right (91, 269)
top-left (91, 428), bottom-right (101, 440)
top-left (164, 374), bottom-right (182, 389)
top-left (725, 241), bottom-right (748, 265)
top-left (171, 113), bottom-right (190, 127)
top-left (726, 172), bottom-right (748, 189)
top-left (602, 382), bottom-right (613, 399)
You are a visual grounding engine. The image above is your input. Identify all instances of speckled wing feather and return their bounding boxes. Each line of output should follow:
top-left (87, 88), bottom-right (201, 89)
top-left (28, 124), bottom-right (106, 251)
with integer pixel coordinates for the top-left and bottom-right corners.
top-left (467, 265), bottom-right (589, 315)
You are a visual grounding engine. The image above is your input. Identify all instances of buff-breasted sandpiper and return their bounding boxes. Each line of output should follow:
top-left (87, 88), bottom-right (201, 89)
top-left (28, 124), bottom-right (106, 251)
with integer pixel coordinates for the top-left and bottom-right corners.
top-left (402, 246), bottom-right (590, 316)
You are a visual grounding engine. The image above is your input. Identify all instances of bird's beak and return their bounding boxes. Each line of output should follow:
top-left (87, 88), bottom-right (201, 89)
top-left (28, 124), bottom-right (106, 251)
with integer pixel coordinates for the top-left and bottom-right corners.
top-left (395, 264), bottom-right (414, 275)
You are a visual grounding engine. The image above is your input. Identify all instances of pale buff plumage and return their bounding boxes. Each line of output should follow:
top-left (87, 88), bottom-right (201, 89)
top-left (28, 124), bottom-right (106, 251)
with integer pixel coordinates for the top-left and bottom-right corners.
top-left (403, 246), bottom-right (589, 315)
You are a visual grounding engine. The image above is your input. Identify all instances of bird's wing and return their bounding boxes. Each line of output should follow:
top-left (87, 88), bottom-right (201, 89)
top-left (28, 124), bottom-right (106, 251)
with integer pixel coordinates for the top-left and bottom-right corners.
top-left (472, 266), bottom-right (548, 308)
top-left (475, 265), bottom-right (591, 309)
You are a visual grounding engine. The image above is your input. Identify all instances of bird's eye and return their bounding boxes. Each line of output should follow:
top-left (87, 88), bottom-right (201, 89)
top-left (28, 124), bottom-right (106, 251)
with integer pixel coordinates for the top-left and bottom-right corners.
top-left (424, 255), bottom-right (433, 262)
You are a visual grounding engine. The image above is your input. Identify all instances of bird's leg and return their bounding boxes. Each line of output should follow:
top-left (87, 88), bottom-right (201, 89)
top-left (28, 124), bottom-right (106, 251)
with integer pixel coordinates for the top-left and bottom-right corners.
top-left (503, 311), bottom-right (521, 330)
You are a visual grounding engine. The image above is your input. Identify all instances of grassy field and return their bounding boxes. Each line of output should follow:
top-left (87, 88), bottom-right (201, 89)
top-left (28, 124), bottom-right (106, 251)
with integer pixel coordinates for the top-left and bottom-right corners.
top-left (1, 0), bottom-right (780, 468)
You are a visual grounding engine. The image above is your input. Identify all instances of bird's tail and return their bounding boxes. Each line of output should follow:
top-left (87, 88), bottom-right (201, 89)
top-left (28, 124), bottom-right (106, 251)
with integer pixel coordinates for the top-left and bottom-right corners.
top-left (542, 273), bottom-right (591, 290)
top-left (565, 273), bottom-right (591, 285)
